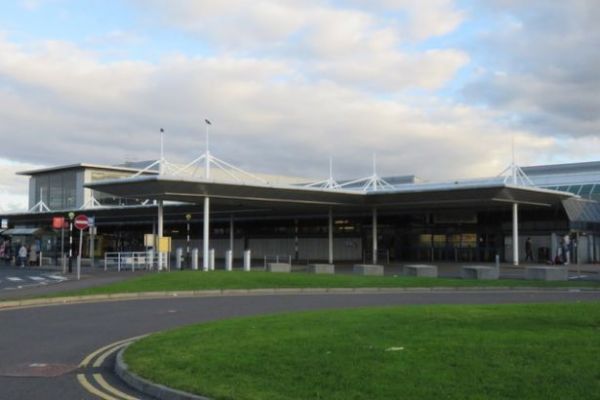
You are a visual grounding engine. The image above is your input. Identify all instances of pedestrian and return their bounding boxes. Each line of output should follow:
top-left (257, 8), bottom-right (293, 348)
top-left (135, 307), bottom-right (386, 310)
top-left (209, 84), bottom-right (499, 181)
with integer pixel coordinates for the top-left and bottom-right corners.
top-left (525, 237), bottom-right (533, 262)
top-left (28, 244), bottom-right (37, 266)
top-left (4, 241), bottom-right (11, 266)
top-left (18, 244), bottom-right (27, 268)
top-left (564, 234), bottom-right (571, 265)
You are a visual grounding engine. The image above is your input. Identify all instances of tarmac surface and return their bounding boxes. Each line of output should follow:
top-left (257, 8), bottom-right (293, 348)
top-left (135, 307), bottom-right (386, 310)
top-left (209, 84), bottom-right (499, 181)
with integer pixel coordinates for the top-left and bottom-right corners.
top-left (1, 285), bottom-right (600, 399)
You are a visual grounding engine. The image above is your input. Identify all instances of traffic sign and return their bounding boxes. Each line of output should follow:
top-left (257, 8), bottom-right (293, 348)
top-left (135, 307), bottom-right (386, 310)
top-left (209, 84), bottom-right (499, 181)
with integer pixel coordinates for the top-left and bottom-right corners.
top-left (52, 216), bottom-right (65, 229)
top-left (74, 214), bottom-right (89, 230)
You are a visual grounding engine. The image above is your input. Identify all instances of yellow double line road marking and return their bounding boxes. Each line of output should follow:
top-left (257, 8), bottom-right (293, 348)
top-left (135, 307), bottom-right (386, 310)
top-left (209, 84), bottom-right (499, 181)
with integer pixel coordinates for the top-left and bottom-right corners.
top-left (79, 335), bottom-right (146, 368)
top-left (78, 335), bottom-right (147, 400)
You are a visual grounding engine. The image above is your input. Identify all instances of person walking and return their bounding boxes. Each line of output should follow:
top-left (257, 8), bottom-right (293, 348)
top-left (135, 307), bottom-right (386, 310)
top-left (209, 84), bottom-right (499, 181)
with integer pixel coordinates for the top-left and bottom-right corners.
top-left (18, 244), bottom-right (27, 268)
top-left (525, 237), bottom-right (533, 262)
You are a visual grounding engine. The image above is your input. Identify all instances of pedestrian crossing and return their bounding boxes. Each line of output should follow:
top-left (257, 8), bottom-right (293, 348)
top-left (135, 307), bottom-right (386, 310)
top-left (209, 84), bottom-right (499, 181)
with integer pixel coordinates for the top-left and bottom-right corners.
top-left (0, 274), bottom-right (69, 288)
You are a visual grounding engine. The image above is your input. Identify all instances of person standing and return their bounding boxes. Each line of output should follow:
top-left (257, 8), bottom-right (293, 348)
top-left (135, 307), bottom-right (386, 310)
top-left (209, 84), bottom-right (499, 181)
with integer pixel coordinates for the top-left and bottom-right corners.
top-left (28, 244), bottom-right (37, 266)
top-left (564, 234), bottom-right (571, 265)
top-left (525, 237), bottom-right (533, 262)
top-left (18, 244), bottom-right (27, 268)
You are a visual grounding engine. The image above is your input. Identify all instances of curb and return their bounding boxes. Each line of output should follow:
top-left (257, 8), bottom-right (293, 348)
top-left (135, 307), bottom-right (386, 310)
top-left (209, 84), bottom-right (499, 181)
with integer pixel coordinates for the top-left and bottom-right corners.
top-left (1, 286), bottom-right (599, 311)
top-left (115, 345), bottom-right (211, 400)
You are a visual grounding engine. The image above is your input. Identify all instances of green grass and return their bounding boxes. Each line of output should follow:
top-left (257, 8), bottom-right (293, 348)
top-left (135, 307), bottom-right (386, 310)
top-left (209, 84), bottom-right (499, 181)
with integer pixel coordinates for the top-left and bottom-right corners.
top-left (125, 302), bottom-right (600, 400)
top-left (49, 271), bottom-right (600, 297)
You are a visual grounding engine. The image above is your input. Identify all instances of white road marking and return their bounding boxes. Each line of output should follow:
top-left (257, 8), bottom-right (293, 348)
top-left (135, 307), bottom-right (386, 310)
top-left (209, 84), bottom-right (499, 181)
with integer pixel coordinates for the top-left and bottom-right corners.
top-left (7, 277), bottom-right (23, 282)
top-left (28, 276), bottom-right (46, 281)
top-left (45, 275), bottom-right (68, 281)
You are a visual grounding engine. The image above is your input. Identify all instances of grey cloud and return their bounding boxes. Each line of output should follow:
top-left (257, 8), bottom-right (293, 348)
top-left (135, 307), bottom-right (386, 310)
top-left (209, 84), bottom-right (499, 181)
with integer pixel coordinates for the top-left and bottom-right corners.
top-left (462, 0), bottom-right (600, 137)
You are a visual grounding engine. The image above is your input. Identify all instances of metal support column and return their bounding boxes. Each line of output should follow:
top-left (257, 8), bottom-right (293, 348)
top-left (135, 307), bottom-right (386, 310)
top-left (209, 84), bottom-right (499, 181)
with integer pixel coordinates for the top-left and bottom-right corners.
top-left (230, 214), bottom-right (234, 256)
top-left (203, 196), bottom-right (210, 271)
top-left (328, 207), bottom-right (333, 265)
top-left (512, 202), bottom-right (519, 266)
top-left (157, 200), bottom-right (164, 271)
top-left (372, 207), bottom-right (378, 264)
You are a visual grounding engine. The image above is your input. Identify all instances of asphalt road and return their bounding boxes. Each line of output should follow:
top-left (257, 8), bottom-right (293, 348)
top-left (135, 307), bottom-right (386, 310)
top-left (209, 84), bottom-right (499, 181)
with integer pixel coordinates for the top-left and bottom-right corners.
top-left (0, 267), bottom-right (69, 292)
top-left (1, 290), bottom-right (600, 400)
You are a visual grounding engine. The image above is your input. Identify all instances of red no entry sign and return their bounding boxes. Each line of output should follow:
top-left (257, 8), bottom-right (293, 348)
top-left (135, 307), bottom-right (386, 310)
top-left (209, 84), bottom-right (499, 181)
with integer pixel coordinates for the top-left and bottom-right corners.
top-left (74, 214), bottom-right (89, 230)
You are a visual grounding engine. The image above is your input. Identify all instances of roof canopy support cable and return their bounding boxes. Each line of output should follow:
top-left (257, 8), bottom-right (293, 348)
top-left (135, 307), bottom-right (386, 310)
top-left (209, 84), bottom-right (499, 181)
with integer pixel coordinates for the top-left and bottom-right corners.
top-left (339, 154), bottom-right (395, 192)
top-left (29, 188), bottom-right (51, 213)
top-left (170, 120), bottom-right (269, 185)
top-left (304, 157), bottom-right (341, 190)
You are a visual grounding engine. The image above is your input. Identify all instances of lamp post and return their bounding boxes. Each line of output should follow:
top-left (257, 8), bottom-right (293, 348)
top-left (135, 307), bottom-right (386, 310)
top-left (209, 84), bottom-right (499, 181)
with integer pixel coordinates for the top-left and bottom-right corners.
top-left (68, 211), bottom-right (75, 273)
top-left (185, 213), bottom-right (192, 269)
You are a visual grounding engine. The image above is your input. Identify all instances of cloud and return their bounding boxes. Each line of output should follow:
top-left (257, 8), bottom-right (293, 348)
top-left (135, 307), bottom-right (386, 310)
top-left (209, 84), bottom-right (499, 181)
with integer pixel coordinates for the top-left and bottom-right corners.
top-left (0, 34), bottom-right (554, 189)
top-left (129, 0), bottom-right (469, 92)
top-left (0, 159), bottom-right (41, 211)
top-left (462, 0), bottom-right (600, 137)
top-left (1, 0), bottom-right (596, 208)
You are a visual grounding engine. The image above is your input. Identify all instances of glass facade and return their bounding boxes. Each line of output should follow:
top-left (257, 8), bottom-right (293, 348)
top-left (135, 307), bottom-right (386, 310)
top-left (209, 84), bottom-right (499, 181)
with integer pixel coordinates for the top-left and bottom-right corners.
top-left (33, 171), bottom-right (77, 210)
top-left (543, 183), bottom-right (600, 202)
top-left (90, 170), bottom-right (143, 206)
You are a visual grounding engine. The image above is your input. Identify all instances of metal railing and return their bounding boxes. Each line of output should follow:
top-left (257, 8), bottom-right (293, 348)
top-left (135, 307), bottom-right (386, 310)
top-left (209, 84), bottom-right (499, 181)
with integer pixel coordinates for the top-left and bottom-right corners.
top-left (103, 251), bottom-right (169, 272)
top-left (362, 249), bottom-right (390, 264)
top-left (264, 254), bottom-right (292, 268)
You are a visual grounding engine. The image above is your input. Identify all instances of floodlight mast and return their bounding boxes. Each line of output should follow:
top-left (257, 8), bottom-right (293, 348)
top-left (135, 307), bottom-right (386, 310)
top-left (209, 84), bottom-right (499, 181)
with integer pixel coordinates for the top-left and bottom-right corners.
top-left (132, 128), bottom-right (174, 178)
top-left (205, 120), bottom-right (211, 180)
top-left (203, 119), bottom-right (211, 272)
top-left (160, 128), bottom-right (165, 176)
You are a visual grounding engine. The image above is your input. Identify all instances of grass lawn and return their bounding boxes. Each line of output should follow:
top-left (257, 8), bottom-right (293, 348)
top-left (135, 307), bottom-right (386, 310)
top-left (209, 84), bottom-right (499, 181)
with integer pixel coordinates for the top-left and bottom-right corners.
top-left (53, 271), bottom-right (600, 297)
top-left (125, 302), bottom-right (600, 400)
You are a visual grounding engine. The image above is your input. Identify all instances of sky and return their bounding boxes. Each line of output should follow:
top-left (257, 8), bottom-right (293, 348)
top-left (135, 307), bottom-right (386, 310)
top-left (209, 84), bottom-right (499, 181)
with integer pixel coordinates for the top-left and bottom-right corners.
top-left (0, 0), bottom-right (599, 210)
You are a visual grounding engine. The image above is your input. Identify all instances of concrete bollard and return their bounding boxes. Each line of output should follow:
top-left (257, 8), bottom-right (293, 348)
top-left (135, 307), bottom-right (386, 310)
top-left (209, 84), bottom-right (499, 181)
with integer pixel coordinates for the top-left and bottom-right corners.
top-left (243, 250), bottom-right (251, 271)
top-left (225, 250), bottom-right (233, 271)
top-left (209, 249), bottom-right (215, 271)
top-left (175, 248), bottom-right (183, 270)
top-left (191, 248), bottom-right (199, 270)
top-left (146, 250), bottom-right (153, 270)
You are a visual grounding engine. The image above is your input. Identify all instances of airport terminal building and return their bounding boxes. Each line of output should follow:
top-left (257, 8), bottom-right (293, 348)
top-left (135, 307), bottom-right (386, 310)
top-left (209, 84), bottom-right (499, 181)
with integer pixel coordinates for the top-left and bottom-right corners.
top-left (2, 156), bottom-right (600, 266)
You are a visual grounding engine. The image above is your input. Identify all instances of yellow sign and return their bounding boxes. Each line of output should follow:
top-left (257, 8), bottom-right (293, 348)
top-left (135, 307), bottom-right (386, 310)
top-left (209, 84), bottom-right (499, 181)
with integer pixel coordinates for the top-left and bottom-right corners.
top-left (144, 234), bottom-right (155, 247)
top-left (158, 237), bottom-right (172, 253)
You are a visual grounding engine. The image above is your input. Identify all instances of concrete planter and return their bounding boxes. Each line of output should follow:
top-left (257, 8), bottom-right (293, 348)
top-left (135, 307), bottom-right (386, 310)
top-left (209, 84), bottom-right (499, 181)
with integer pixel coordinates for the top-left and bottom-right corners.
top-left (266, 263), bottom-right (291, 273)
top-left (307, 264), bottom-right (335, 274)
top-left (461, 266), bottom-right (499, 280)
top-left (403, 264), bottom-right (438, 278)
top-left (526, 266), bottom-right (568, 281)
top-left (353, 264), bottom-right (384, 276)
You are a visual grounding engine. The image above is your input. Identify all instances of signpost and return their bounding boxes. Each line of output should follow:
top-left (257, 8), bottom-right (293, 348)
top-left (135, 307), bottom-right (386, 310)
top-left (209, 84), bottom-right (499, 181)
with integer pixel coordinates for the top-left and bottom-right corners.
top-left (68, 212), bottom-right (75, 273)
top-left (158, 236), bottom-right (172, 270)
top-left (74, 214), bottom-right (89, 280)
top-left (53, 217), bottom-right (67, 272)
top-left (88, 217), bottom-right (96, 269)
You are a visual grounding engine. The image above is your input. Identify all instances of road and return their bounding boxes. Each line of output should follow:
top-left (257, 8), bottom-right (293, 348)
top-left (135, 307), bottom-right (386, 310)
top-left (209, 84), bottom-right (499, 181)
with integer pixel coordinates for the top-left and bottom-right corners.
top-left (1, 290), bottom-right (599, 400)
top-left (0, 267), bottom-right (68, 292)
